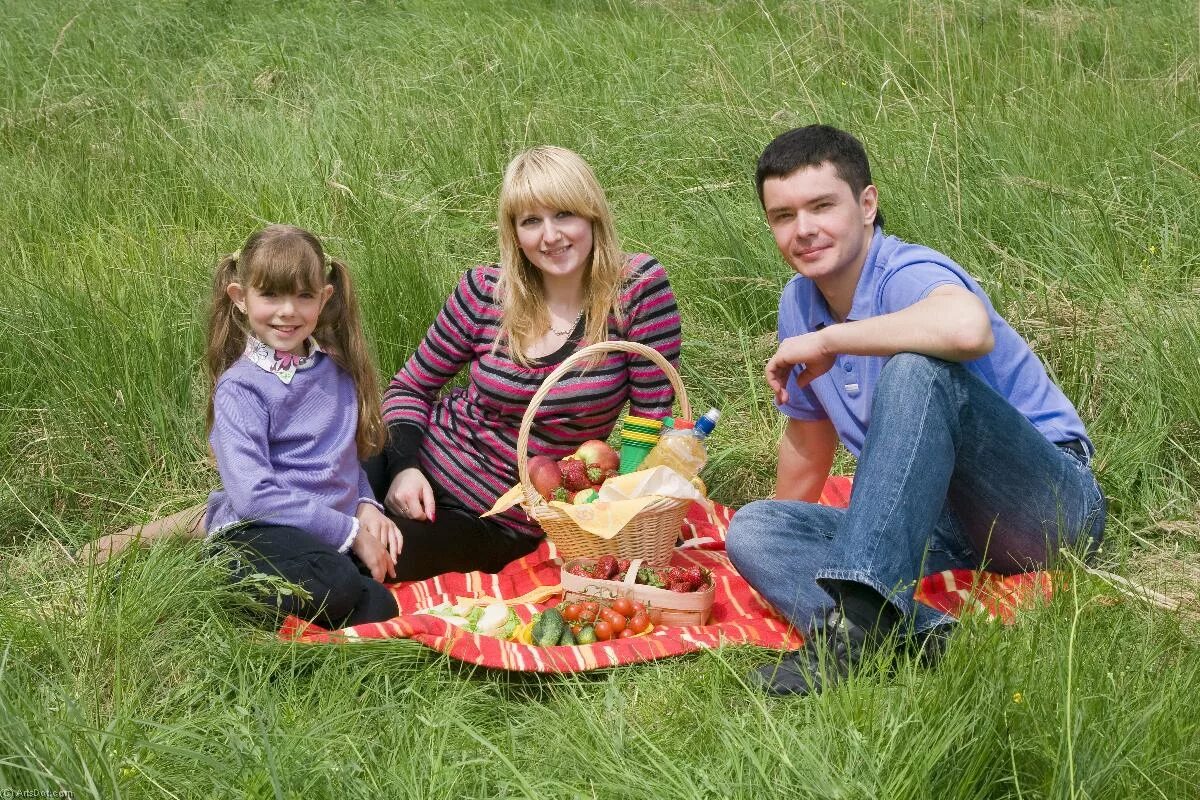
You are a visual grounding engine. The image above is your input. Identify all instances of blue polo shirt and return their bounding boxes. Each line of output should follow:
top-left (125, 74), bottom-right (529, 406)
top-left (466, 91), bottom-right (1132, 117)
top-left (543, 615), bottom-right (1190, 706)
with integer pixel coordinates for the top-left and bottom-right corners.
top-left (778, 228), bottom-right (1090, 457)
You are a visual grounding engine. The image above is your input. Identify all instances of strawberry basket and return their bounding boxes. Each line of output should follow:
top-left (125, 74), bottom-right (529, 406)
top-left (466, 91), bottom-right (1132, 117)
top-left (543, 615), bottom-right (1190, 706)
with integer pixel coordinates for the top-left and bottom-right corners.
top-left (516, 340), bottom-right (693, 564)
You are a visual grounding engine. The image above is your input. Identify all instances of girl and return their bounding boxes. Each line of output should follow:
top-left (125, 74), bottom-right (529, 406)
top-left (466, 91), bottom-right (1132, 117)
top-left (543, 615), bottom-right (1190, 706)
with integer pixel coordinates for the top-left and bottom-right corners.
top-left (205, 224), bottom-right (400, 628)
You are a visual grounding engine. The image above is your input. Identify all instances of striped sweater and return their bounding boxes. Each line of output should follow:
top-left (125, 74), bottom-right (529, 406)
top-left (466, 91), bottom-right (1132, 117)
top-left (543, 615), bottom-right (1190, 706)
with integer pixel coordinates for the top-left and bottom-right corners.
top-left (381, 254), bottom-right (682, 536)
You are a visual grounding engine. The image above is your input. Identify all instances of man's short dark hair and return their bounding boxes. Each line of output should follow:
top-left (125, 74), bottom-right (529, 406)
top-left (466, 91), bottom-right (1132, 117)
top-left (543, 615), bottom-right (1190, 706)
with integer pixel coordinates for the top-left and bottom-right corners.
top-left (755, 125), bottom-right (884, 228)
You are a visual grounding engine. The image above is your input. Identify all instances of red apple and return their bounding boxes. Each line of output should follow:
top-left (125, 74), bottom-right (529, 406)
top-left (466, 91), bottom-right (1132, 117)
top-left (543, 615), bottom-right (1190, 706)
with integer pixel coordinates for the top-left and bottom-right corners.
top-left (574, 440), bottom-right (620, 473)
top-left (527, 455), bottom-right (563, 500)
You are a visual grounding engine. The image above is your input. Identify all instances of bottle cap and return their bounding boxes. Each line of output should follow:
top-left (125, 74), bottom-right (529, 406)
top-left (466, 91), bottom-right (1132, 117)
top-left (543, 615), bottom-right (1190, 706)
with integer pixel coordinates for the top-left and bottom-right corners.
top-left (662, 416), bottom-right (675, 429)
top-left (695, 408), bottom-right (720, 437)
top-left (673, 419), bottom-right (694, 429)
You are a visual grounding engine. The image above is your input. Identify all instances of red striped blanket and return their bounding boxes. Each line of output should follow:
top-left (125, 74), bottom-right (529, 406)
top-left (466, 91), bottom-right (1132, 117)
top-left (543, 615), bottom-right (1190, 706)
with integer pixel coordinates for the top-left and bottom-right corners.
top-left (280, 477), bottom-right (1051, 672)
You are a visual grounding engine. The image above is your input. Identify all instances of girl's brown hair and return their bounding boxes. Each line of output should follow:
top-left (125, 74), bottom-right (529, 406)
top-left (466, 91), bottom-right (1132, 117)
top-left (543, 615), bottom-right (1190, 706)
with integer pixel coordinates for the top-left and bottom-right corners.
top-left (495, 146), bottom-right (625, 365)
top-left (206, 224), bottom-right (386, 458)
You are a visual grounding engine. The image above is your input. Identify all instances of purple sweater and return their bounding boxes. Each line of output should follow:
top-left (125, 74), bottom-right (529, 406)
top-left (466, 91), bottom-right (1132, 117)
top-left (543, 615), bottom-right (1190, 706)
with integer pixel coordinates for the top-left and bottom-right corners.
top-left (205, 351), bottom-right (378, 552)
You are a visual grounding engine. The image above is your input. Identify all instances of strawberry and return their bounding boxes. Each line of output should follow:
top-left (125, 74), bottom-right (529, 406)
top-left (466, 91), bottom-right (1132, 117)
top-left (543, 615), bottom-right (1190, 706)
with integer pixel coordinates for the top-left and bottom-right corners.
top-left (616, 559), bottom-right (631, 580)
top-left (596, 555), bottom-right (619, 580)
top-left (683, 566), bottom-right (706, 588)
top-left (667, 581), bottom-right (694, 593)
top-left (559, 459), bottom-right (592, 491)
top-left (552, 487), bottom-right (571, 503)
top-left (586, 464), bottom-right (604, 485)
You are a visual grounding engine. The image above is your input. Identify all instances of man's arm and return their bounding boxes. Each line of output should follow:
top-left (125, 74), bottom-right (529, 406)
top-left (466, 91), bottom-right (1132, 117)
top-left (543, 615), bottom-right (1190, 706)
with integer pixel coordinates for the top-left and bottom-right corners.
top-left (767, 286), bottom-right (994, 404)
top-left (776, 417), bottom-right (839, 502)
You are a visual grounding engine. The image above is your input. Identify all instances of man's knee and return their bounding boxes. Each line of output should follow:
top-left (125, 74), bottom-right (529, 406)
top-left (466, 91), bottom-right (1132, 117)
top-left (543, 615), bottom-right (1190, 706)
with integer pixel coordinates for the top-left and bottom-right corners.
top-left (726, 500), bottom-right (776, 568)
top-left (875, 352), bottom-right (965, 403)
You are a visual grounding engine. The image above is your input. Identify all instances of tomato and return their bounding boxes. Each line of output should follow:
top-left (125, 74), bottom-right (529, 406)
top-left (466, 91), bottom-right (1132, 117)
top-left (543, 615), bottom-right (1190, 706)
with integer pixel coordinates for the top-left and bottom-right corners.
top-left (579, 601), bottom-right (600, 622)
top-left (600, 607), bottom-right (626, 634)
top-left (611, 597), bottom-right (635, 618)
top-left (627, 611), bottom-right (650, 634)
top-left (618, 628), bottom-right (636, 639)
top-left (562, 604), bottom-right (582, 622)
top-left (630, 601), bottom-right (647, 617)
top-left (593, 619), bottom-right (614, 641)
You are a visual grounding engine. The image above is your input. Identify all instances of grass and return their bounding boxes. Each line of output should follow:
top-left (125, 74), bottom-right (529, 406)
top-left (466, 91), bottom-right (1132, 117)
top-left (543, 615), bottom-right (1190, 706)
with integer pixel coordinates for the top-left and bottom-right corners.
top-left (2, 0), bottom-right (1198, 795)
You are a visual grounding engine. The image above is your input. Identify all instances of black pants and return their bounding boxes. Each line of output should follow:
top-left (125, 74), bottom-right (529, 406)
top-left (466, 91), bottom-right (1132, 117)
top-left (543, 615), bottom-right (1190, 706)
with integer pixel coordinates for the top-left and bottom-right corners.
top-left (219, 524), bottom-right (399, 629)
top-left (362, 455), bottom-right (542, 582)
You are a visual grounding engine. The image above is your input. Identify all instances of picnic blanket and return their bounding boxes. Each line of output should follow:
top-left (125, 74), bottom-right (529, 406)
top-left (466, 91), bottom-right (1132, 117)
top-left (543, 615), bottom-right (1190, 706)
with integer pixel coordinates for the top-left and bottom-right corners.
top-left (280, 477), bottom-right (1052, 672)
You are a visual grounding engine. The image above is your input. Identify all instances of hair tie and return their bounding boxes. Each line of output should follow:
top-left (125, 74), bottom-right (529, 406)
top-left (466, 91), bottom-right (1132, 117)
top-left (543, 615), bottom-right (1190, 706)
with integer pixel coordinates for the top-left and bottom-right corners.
top-left (230, 250), bottom-right (241, 263)
top-left (324, 252), bottom-right (333, 267)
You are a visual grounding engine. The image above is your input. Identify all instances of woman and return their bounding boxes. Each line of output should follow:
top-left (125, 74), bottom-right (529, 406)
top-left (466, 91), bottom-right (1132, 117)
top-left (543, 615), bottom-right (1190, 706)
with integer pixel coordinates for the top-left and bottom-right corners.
top-left (370, 145), bottom-right (681, 579)
top-left (82, 146), bottom-right (682, 582)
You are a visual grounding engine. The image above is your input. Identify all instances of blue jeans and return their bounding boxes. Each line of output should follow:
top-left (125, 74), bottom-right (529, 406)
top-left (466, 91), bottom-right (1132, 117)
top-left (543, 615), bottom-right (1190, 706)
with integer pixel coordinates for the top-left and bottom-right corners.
top-left (727, 353), bottom-right (1106, 635)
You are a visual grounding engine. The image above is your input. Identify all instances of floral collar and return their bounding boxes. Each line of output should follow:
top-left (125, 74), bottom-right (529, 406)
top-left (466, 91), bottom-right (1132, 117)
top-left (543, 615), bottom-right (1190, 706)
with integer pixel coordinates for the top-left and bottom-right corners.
top-left (244, 336), bottom-right (323, 384)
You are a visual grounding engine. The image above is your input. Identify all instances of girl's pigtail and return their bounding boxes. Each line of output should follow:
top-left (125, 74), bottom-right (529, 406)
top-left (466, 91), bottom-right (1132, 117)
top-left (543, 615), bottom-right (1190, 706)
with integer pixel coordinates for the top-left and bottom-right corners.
top-left (205, 253), bottom-right (247, 435)
top-left (319, 259), bottom-right (386, 459)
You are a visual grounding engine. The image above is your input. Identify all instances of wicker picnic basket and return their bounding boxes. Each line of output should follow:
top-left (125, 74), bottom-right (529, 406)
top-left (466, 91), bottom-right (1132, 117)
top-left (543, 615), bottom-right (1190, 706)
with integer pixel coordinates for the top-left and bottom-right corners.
top-left (516, 341), bottom-right (693, 564)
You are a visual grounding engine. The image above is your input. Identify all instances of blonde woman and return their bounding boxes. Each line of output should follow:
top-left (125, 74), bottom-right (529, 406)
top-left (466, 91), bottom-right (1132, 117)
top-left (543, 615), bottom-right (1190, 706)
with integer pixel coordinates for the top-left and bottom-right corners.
top-left (370, 145), bottom-right (681, 579)
top-left (85, 147), bottom-right (682, 583)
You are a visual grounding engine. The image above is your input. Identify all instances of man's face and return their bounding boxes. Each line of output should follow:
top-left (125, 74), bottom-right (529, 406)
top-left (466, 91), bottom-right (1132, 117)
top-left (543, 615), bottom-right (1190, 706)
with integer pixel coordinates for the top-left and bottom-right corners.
top-left (761, 162), bottom-right (878, 284)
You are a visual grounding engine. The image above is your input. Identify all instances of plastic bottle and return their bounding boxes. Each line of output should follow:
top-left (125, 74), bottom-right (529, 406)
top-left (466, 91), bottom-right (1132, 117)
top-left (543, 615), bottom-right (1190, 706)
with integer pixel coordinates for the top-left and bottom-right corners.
top-left (639, 408), bottom-right (720, 479)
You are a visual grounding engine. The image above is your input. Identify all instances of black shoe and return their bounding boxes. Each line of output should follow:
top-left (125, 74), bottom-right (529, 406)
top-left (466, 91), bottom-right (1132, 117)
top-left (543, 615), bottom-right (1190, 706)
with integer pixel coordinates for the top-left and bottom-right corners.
top-left (750, 610), bottom-right (872, 697)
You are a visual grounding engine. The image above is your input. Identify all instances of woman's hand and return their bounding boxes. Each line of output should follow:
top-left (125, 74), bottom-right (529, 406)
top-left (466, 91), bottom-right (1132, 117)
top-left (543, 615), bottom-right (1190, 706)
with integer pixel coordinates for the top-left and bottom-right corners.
top-left (356, 503), bottom-right (402, 569)
top-left (385, 468), bottom-right (437, 523)
top-left (351, 526), bottom-right (394, 583)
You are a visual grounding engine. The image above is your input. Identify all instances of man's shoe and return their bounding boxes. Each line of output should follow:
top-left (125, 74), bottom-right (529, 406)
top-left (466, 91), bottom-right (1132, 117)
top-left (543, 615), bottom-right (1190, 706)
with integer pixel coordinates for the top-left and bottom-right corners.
top-left (750, 610), bottom-right (871, 697)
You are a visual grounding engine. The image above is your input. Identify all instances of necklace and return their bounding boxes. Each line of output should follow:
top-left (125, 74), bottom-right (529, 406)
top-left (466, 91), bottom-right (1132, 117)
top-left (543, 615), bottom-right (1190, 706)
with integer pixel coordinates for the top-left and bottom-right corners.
top-left (550, 309), bottom-right (584, 337)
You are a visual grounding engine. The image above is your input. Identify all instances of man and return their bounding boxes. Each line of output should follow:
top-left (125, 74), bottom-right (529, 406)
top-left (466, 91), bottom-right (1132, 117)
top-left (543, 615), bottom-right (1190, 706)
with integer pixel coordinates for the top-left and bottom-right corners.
top-left (727, 125), bottom-right (1105, 696)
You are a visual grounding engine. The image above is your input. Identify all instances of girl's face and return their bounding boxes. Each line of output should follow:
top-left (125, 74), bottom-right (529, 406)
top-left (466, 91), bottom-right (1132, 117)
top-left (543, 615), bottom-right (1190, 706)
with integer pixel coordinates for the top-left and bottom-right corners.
top-left (227, 282), bottom-right (334, 356)
top-left (514, 205), bottom-right (594, 280)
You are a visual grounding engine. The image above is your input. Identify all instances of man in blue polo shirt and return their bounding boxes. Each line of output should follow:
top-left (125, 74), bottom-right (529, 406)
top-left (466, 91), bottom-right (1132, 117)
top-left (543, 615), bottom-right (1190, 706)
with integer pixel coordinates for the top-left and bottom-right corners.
top-left (727, 125), bottom-right (1106, 696)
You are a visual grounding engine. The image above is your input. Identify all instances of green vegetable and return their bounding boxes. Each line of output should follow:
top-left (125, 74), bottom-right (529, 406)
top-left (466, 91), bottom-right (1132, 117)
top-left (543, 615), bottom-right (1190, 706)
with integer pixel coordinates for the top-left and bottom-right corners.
top-left (498, 607), bottom-right (520, 640)
top-left (637, 567), bottom-right (666, 588)
top-left (575, 624), bottom-right (597, 645)
top-left (535, 608), bottom-right (566, 647)
top-left (557, 626), bottom-right (577, 646)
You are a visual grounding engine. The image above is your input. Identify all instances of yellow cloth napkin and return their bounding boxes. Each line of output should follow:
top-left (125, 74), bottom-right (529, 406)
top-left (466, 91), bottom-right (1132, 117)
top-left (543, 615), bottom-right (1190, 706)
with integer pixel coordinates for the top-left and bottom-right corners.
top-left (483, 466), bottom-right (710, 539)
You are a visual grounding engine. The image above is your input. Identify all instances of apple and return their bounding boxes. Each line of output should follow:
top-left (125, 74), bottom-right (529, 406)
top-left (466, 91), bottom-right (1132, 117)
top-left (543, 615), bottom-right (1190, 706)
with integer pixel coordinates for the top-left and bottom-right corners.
top-left (527, 455), bottom-right (563, 500)
top-left (573, 488), bottom-right (599, 504)
top-left (574, 440), bottom-right (620, 473)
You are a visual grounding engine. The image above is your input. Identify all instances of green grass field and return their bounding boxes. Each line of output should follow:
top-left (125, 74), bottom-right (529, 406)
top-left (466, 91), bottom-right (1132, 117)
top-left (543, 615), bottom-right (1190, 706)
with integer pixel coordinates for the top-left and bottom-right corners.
top-left (3, 0), bottom-right (1199, 796)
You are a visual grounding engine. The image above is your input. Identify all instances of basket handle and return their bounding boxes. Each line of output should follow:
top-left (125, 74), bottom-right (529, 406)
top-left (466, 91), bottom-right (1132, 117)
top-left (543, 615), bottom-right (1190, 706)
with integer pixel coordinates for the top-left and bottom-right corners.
top-left (516, 340), bottom-right (691, 513)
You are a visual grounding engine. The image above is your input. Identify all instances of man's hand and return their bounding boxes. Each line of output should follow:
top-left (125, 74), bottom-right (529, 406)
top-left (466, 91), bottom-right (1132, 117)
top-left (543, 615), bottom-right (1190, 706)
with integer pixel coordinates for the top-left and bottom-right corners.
top-left (385, 467), bottom-right (436, 522)
top-left (351, 525), bottom-right (395, 583)
top-left (766, 331), bottom-right (835, 405)
top-left (356, 503), bottom-right (401, 575)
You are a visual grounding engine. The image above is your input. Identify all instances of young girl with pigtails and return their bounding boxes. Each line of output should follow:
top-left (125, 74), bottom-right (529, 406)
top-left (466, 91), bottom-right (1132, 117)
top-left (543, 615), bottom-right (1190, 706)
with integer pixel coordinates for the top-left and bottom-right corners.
top-left (204, 224), bottom-right (400, 628)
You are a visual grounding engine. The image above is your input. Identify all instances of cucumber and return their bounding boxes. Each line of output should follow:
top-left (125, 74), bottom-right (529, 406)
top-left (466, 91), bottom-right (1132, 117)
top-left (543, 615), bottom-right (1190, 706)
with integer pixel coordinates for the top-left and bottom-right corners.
top-left (575, 624), bottom-right (597, 645)
top-left (535, 608), bottom-right (566, 647)
top-left (557, 626), bottom-right (577, 646)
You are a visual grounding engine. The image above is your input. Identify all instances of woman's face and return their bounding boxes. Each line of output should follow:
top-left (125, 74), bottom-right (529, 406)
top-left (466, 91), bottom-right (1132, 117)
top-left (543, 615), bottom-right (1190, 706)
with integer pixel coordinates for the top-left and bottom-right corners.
top-left (514, 205), bottom-right (594, 280)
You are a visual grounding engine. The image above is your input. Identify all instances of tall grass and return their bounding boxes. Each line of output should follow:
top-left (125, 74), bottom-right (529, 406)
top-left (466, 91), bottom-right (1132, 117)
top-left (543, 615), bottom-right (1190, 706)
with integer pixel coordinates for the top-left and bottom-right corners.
top-left (3, 0), bottom-right (1198, 795)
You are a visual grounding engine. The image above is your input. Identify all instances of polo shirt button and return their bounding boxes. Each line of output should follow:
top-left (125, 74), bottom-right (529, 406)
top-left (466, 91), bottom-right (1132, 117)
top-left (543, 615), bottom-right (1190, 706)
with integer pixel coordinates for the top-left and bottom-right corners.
top-left (843, 361), bottom-right (852, 371)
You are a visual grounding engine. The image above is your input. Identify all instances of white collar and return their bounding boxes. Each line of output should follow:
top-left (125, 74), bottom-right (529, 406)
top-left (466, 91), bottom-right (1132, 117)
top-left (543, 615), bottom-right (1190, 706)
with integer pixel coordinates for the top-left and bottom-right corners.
top-left (243, 336), bottom-right (323, 384)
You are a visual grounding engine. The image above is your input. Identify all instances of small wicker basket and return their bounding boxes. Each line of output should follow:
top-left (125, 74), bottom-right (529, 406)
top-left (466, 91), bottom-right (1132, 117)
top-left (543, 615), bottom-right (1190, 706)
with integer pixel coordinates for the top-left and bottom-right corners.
top-left (516, 341), bottom-right (693, 564)
top-left (561, 557), bottom-right (715, 626)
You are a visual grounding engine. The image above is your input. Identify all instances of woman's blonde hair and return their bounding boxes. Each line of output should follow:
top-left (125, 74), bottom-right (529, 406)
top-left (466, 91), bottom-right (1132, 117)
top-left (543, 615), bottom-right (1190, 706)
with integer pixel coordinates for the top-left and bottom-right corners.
top-left (206, 224), bottom-right (386, 458)
top-left (495, 146), bottom-right (625, 365)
